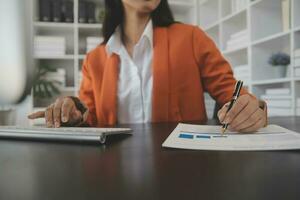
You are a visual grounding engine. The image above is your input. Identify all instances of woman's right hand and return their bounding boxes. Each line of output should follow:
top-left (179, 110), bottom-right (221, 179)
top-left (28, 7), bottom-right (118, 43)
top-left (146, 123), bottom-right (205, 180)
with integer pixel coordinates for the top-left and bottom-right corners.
top-left (28, 97), bottom-right (84, 128)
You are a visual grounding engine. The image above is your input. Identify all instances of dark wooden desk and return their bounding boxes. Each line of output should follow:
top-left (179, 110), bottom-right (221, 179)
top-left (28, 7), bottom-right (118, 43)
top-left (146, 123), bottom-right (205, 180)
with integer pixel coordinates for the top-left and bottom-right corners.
top-left (0, 117), bottom-right (300, 200)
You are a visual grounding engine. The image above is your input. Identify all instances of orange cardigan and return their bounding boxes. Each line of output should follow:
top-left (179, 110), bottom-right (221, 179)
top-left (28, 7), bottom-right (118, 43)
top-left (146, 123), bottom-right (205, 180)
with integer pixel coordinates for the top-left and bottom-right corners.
top-left (79, 23), bottom-right (249, 127)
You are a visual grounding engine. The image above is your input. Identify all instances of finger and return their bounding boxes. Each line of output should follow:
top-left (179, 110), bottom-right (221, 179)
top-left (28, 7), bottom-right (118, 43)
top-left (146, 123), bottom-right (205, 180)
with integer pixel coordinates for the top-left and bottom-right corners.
top-left (231, 109), bottom-right (263, 132)
top-left (69, 109), bottom-right (83, 125)
top-left (218, 103), bottom-right (230, 123)
top-left (53, 98), bottom-right (64, 128)
top-left (28, 111), bottom-right (45, 119)
top-left (230, 100), bottom-right (259, 129)
top-left (239, 118), bottom-right (265, 133)
top-left (223, 95), bottom-right (250, 124)
top-left (61, 98), bottom-right (75, 123)
top-left (45, 104), bottom-right (54, 128)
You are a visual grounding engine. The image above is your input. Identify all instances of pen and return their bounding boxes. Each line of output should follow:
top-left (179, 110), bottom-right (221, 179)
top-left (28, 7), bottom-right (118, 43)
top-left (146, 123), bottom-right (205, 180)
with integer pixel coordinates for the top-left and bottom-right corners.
top-left (221, 80), bottom-right (244, 134)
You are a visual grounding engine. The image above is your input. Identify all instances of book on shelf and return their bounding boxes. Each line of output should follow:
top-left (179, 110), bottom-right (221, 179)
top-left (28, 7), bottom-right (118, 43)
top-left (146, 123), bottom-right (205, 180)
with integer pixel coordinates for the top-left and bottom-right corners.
top-left (34, 36), bottom-right (66, 56)
top-left (261, 93), bottom-right (292, 109)
top-left (86, 37), bottom-right (103, 44)
top-left (231, 29), bottom-right (248, 40)
top-left (34, 51), bottom-right (67, 57)
top-left (34, 36), bottom-right (66, 43)
top-left (34, 49), bottom-right (66, 55)
top-left (226, 29), bottom-right (249, 50)
top-left (227, 35), bottom-right (249, 45)
top-left (62, 0), bottom-right (74, 23)
top-left (87, 2), bottom-right (96, 23)
top-left (260, 95), bottom-right (292, 100)
top-left (34, 45), bottom-right (66, 50)
top-left (39, 0), bottom-right (74, 23)
top-left (260, 94), bottom-right (293, 116)
top-left (268, 107), bottom-right (293, 116)
top-left (52, 0), bottom-right (62, 22)
top-left (282, 0), bottom-right (291, 32)
top-left (79, 1), bottom-right (87, 23)
top-left (265, 88), bottom-right (290, 95)
top-left (39, 0), bottom-right (52, 22)
top-left (226, 42), bottom-right (248, 51)
top-left (79, 1), bottom-right (97, 24)
top-left (86, 37), bottom-right (104, 53)
top-left (263, 99), bottom-right (292, 108)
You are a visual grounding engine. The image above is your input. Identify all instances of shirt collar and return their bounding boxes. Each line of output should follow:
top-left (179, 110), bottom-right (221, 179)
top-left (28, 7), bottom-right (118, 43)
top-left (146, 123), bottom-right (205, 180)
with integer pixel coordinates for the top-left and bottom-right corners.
top-left (142, 19), bottom-right (153, 48)
top-left (106, 20), bottom-right (153, 56)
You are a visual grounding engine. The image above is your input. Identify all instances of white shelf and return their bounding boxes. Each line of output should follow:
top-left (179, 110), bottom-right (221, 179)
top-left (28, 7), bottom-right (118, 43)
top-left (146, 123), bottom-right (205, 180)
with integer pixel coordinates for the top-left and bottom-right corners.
top-left (34, 55), bottom-right (75, 60)
top-left (199, 0), bottom-right (299, 116)
top-left (252, 31), bottom-right (291, 46)
top-left (199, 0), bottom-right (219, 28)
top-left (203, 21), bottom-right (220, 31)
top-left (250, 0), bottom-right (288, 41)
top-left (221, 9), bottom-right (247, 51)
top-left (78, 23), bottom-right (103, 29)
top-left (222, 46), bottom-right (248, 55)
top-left (252, 78), bottom-right (292, 85)
top-left (34, 22), bottom-right (74, 29)
top-left (250, 0), bottom-right (264, 7)
top-left (222, 8), bottom-right (247, 23)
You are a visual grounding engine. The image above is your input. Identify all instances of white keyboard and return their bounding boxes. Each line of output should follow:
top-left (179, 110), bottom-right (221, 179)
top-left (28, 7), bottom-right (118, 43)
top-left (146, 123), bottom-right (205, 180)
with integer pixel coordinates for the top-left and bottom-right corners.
top-left (0, 126), bottom-right (132, 144)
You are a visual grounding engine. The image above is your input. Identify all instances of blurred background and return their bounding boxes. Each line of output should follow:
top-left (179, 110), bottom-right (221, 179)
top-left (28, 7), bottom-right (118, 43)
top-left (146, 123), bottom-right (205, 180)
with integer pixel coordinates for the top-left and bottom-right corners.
top-left (1, 0), bottom-right (299, 126)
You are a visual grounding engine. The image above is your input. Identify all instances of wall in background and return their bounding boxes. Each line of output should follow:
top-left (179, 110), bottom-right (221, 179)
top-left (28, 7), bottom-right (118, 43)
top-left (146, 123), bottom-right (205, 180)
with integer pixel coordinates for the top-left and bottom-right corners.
top-left (6, 0), bottom-right (299, 126)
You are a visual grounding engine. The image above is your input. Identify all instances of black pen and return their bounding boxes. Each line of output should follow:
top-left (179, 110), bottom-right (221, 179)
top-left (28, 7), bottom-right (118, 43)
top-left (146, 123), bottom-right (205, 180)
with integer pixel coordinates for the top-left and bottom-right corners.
top-left (221, 80), bottom-right (244, 134)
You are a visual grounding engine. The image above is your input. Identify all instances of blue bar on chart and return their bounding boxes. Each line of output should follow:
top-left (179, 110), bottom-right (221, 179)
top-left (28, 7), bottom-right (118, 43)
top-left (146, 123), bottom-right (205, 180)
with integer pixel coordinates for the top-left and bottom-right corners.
top-left (196, 135), bottom-right (211, 139)
top-left (179, 133), bottom-right (227, 139)
top-left (178, 134), bottom-right (194, 139)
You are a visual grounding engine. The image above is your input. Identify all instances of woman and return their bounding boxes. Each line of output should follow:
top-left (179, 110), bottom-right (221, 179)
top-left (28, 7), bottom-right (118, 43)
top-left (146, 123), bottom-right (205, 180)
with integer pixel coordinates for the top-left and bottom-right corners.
top-left (29, 0), bottom-right (267, 132)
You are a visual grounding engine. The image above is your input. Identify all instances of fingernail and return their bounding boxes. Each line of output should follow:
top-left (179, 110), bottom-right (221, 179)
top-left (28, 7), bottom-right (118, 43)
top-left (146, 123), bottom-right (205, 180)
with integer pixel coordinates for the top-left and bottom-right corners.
top-left (55, 122), bottom-right (60, 128)
top-left (62, 117), bottom-right (68, 122)
top-left (47, 123), bottom-right (52, 128)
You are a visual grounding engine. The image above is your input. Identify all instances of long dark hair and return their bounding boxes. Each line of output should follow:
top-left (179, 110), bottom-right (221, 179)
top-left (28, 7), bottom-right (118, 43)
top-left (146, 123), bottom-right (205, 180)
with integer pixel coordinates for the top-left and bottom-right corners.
top-left (102, 0), bottom-right (175, 44)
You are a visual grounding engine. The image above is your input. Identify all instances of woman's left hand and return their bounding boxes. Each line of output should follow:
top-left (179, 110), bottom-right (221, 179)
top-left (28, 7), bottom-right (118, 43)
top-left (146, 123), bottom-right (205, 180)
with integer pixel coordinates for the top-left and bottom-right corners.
top-left (218, 94), bottom-right (267, 133)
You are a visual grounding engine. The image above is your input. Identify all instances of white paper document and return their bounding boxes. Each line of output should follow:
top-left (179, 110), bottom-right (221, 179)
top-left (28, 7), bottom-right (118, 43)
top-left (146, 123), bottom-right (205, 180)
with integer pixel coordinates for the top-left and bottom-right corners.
top-left (162, 123), bottom-right (300, 151)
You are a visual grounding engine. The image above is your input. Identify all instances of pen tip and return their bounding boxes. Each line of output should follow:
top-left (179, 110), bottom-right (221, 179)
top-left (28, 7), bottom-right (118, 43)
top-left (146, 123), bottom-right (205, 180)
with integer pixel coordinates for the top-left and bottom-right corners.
top-left (221, 128), bottom-right (226, 135)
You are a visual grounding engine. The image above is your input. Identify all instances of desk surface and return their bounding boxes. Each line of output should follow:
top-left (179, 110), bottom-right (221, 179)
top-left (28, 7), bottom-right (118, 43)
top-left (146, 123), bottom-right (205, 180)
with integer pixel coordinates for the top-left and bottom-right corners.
top-left (0, 117), bottom-right (300, 200)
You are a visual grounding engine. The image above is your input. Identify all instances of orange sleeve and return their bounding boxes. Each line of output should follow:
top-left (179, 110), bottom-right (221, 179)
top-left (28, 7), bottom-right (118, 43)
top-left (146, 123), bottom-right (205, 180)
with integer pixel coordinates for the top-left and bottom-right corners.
top-left (192, 26), bottom-right (250, 106)
top-left (79, 54), bottom-right (97, 127)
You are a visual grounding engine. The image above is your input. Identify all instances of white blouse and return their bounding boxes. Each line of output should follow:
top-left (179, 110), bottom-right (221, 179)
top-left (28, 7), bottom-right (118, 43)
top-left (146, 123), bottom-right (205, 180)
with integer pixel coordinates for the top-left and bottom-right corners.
top-left (105, 20), bottom-right (153, 124)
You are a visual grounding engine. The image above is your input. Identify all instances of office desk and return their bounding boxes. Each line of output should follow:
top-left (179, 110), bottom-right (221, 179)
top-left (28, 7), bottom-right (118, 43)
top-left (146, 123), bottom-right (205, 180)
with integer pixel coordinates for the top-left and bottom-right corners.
top-left (0, 117), bottom-right (300, 200)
